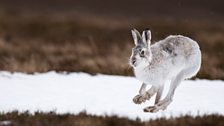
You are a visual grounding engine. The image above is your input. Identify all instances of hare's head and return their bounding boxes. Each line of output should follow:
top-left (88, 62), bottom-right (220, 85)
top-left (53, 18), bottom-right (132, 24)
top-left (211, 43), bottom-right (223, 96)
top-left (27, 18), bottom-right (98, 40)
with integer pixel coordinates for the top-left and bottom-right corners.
top-left (129, 28), bottom-right (152, 68)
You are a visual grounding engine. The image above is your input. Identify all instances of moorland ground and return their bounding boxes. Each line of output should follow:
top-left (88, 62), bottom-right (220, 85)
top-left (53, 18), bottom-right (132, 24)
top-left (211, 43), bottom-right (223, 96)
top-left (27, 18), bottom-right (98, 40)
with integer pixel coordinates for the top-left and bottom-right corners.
top-left (0, 10), bottom-right (223, 79)
top-left (0, 111), bottom-right (224, 126)
top-left (0, 0), bottom-right (224, 125)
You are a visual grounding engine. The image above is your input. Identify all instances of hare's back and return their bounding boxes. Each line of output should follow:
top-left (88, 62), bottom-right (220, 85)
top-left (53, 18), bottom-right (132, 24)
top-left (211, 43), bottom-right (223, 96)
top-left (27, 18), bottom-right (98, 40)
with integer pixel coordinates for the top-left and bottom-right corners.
top-left (157, 35), bottom-right (200, 58)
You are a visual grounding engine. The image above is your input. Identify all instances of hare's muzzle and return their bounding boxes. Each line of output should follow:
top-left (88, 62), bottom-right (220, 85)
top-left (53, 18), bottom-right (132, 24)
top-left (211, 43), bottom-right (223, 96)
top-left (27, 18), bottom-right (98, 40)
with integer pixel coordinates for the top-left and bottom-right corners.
top-left (132, 60), bottom-right (136, 65)
top-left (131, 57), bottom-right (137, 67)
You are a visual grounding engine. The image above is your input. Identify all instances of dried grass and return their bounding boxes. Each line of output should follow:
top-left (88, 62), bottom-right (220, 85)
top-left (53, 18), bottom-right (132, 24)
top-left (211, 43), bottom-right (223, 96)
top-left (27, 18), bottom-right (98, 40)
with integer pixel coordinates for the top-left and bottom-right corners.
top-left (0, 11), bottom-right (223, 79)
top-left (0, 111), bottom-right (223, 126)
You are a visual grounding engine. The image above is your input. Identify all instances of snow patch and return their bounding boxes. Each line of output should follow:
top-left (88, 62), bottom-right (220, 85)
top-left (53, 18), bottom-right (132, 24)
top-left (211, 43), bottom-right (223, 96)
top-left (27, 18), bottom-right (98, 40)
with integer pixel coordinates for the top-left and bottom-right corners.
top-left (0, 71), bottom-right (224, 120)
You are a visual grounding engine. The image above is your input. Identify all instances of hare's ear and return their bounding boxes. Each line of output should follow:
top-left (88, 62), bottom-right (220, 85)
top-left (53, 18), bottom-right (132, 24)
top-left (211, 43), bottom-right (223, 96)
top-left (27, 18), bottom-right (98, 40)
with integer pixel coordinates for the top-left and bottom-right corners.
top-left (131, 28), bottom-right (142, 46)
top-left (142, 28), bottom-right (151, 46)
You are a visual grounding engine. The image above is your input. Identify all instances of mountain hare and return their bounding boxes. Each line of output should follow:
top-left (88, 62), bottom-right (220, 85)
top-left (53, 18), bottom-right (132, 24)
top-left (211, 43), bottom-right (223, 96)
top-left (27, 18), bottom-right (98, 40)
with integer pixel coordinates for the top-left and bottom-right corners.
top-left (130, 29), bottom-right (201, 113)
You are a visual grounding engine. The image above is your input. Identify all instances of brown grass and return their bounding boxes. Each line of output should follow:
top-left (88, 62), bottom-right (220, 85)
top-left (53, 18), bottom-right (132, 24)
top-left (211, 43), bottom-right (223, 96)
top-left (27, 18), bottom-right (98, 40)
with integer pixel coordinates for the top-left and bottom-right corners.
top-left (0, 10), bottom-right (224, 79)
top-left (0, 111), bottom-right (224, 126)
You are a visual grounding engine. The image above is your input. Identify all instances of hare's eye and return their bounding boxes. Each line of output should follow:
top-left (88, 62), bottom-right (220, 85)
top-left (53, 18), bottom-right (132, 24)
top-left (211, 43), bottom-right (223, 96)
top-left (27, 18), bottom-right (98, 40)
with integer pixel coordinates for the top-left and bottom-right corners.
top-left (140, 50), bottom-right (145, 57)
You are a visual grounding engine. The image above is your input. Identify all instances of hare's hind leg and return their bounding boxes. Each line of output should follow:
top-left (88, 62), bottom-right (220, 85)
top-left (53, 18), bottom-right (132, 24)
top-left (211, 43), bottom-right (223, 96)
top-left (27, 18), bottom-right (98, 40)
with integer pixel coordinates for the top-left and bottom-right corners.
top-left (133, 83), bottom-right (157, 104)
top-left (144, 65), bottom-right (199, 113)
top-left (155, 66), bottom-right (198, 111)
top-left (144, 71), bottom-right (186, 113)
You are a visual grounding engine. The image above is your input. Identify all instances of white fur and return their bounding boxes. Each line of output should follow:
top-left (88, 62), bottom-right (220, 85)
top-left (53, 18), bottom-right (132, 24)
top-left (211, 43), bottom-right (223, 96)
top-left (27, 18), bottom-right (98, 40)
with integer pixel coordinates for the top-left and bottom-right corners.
top-left (134, 35), bottom-right (201, 86)
top-left (130, 29), bottom-right (201, 113)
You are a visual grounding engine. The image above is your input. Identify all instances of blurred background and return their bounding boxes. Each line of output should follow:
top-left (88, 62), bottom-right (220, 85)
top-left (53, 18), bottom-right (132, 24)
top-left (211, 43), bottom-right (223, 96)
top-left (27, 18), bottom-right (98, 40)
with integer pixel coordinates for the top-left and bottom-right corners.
top-left (0, 0), bottom-right (223, 79)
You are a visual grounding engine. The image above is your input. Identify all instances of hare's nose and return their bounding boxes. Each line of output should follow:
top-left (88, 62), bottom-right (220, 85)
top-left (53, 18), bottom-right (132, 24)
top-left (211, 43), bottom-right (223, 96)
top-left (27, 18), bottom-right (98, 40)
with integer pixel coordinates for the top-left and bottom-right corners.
top-left (132, 58), bottom-right (136, 64)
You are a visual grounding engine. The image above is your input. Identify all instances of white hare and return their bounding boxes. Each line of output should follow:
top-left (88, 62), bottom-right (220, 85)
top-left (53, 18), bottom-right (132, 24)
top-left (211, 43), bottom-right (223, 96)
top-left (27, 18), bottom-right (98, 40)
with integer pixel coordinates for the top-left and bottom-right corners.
top-left (129, 28), bottom-right (201, 113)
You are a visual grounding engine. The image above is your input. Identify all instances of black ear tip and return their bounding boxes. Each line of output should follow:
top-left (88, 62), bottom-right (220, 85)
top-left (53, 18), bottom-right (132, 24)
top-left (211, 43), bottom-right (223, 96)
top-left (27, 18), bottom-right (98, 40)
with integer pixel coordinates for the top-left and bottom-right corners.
top-left (145, 28), bottom-right (150, 31)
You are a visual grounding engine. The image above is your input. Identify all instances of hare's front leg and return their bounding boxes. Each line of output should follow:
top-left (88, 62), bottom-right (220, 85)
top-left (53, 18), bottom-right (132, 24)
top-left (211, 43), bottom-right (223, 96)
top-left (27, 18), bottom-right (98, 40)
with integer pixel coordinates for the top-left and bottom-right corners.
top-left (133, 83), bottom-right (156, 104)
top-left (143, 85), bottom-right (164, 112)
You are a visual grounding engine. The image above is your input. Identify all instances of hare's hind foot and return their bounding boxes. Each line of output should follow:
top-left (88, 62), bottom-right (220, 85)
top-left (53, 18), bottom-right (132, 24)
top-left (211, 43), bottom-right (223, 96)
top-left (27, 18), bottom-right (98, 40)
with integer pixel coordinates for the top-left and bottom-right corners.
top-left (133, 92), bottom-right (150, 104)
top-left (143, 106), bottom-right (159, 113)
top-left (143, 99), bottom-right (171, 113)
top-left (143, 105), bottom-right (167, 113)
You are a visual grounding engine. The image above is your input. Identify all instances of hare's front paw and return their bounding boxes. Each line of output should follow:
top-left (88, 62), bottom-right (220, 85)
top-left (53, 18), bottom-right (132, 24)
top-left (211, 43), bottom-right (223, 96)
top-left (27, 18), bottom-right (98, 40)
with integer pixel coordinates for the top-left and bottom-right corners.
top-left (133, 92), bottom-right (150, 104)
top-left (133, 95), bottom-right (145, 104)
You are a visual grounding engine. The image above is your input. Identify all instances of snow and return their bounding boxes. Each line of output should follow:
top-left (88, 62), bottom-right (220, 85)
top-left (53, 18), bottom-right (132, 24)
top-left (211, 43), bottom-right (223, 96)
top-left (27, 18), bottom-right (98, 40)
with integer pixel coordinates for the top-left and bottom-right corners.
top-left (0, 120), bottom-right (12, 125)
top-left (0, 71), bottom-right (224, 120)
